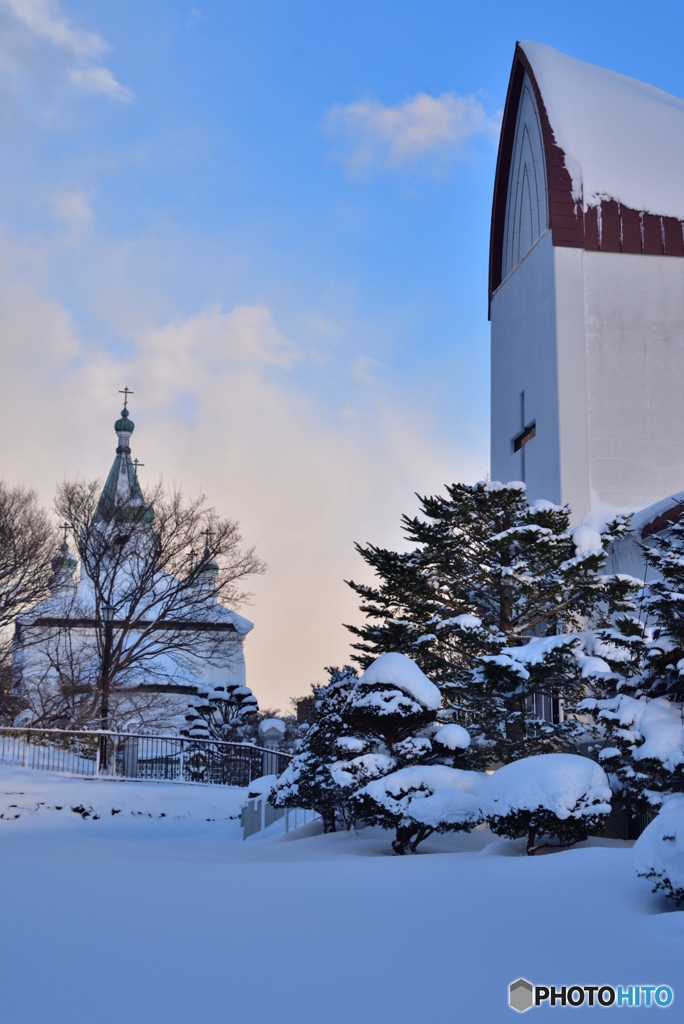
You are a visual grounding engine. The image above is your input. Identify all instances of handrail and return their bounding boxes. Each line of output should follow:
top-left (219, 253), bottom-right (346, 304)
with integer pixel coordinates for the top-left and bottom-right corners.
top-left (0, 726), bottom-right (292, 787)
top-left (0, 726), bottom-right (291, 760)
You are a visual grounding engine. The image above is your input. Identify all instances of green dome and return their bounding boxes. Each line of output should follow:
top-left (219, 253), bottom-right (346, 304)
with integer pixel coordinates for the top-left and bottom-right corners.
top-left (114, 407), bottom-right (135, 434)
top-left (51, 544), bottom-right (77, 572)
top-left (114, 498), bottom-right (155, 524)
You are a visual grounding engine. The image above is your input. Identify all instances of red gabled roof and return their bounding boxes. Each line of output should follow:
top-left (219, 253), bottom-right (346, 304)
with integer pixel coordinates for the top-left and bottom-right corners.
top-left (489, 43), bottom-right (684, 305)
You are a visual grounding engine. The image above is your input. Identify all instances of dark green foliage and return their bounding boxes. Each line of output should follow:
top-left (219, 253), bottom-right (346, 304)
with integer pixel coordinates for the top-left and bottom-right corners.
top-left (488, 806), bottom-right (607, 856)
top-left (346, 480), bottom-right (634, 766)
top-left (582, 522), bottom-right (684, 816)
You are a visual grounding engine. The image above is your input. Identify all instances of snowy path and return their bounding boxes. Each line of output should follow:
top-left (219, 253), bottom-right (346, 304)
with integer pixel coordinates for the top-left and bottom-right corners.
top-left (0, 767), bottom-right (681, 1023)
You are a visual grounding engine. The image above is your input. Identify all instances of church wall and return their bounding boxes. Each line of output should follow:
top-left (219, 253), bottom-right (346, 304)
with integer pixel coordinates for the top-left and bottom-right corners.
top-left (554, 245), bottom-right (591, 522)
top-left (583, 251), bottom-right (684, 506)
top-left (490, 229), bottom-right (562, 504)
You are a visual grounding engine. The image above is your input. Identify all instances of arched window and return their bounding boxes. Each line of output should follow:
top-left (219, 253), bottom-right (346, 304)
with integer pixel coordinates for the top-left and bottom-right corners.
top-left (501, 75), bottom-right (548, 279)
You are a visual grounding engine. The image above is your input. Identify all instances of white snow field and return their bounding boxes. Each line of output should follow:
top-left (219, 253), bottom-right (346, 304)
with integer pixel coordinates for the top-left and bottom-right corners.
top-left (0, 766), bottom-right (681, 1024)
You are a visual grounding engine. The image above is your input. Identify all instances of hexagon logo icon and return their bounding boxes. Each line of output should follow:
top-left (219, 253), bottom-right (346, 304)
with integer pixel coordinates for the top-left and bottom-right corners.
top-left (509, 979), bottom-right (534, 1012)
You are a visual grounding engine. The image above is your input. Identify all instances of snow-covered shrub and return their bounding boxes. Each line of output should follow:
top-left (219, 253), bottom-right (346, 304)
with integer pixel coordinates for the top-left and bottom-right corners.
top-left (352, 765), bottom-right (484, 855)
top-left (181, 681), bottom-right (258, 741)
top-left (634, 797), bottom-right (684, 903)
top-left (579, 519), bottom-right (684, 819)
top-left (483, 753), bottom-right (612, 855)
top-left (345, 652), bottom-right (442, 740)
top-left (273, 653), bottom-right (471, 838)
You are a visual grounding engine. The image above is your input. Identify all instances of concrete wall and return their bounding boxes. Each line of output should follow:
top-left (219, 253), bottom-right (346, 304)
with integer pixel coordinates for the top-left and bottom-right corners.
top-left (584, 251), bottom-right (684, 506)
top-left (554, 246), bottom-right (591, 521)
top-left (492, 242), bottom-right (684, 521)
top-left (491, 229), bottom-right (562, 506)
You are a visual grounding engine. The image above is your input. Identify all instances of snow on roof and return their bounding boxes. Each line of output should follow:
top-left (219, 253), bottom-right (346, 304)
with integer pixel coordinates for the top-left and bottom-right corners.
top-left (357, 652), bottom-right (441, 711)
top-left (259, 718), bottom-right (286, 735)
top-left (520, 41), bottom-right (684, 219)
top-left (629, 490), bottom-right (684, 538)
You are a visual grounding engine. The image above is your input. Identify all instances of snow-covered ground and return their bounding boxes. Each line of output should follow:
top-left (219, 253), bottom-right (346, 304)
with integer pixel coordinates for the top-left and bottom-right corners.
top-left (0, 766), bottom-right (681, 1023)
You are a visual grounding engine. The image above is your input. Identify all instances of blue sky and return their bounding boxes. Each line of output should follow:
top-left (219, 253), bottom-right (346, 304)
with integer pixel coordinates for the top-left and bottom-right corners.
top-left (4, 0), bottom-right (684, 705)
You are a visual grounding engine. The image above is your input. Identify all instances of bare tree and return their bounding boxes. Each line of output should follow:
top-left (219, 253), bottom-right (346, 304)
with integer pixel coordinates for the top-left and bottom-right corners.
top-left (0, 483), bottom-right (57, 661)
top-left (15, 479), bottom-right (265, 730)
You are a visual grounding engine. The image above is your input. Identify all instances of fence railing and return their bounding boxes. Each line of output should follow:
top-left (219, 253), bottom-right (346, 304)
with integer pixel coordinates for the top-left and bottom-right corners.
top-left (0, 727), bottom-right (291, 787)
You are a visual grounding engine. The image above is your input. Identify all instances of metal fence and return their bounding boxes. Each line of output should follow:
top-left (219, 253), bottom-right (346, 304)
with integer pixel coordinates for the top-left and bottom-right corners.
top-left (0, 727), bottom-right (291, 787)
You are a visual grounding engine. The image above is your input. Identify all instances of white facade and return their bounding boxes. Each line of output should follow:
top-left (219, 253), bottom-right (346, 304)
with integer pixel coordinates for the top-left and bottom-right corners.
top-left (490, 43), bottom-right (684, 523)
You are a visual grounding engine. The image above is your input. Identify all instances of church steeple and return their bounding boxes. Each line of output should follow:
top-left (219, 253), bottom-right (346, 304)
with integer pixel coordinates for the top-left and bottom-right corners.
top-left (93, 390), bottom-right (152, 524)
top-left (49, 526), bottom-right (77, 594)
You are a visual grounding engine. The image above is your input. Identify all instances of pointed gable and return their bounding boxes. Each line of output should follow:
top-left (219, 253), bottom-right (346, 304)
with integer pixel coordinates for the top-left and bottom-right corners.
top-left (490, 42), bottom-right (684, 303)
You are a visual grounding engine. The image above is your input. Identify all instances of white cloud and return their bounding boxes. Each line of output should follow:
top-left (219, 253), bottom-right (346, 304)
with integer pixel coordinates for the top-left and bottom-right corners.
top-left (49, 190), bottom-right (94, 238)
top-left (68, 66), bottom-right (133, 104)
top-left (186, 7), bottom-right (210, 29)
top-left (0, 0), bottom-right (132, 104)
top-left (1, 0), bottom-right (106, 56)
top-left (325, 91), bottom-right (500, 176)
top-left (0, 285), bottom-right (484, 710)
top-left (352, 355), bottom-right (378, 383)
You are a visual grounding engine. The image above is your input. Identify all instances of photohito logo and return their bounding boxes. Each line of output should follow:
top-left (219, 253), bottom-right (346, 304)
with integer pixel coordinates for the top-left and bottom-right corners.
top-left (509, 979), bottom-right (674, 1011)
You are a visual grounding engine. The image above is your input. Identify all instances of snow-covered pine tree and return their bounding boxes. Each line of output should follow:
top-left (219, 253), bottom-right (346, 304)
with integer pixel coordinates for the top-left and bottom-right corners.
top-left (483, 753), bottom-right (613, 855)
top-left (270, 666), bottom-right (362, 832)
top-left (346, 481), bottom-right (635, 766)
top-left (181, 682), bottom-right (258, 742)
top-left (351, 763), bottom-right (482, 854)
top-left (331, 652), bottom-right (475, 851)
top-left (582, 521), bottom-right (684, 818)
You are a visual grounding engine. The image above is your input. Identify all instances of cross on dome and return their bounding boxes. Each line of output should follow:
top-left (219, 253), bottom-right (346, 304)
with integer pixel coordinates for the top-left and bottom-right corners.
top-left (119, 386), bottom-right (134, 411)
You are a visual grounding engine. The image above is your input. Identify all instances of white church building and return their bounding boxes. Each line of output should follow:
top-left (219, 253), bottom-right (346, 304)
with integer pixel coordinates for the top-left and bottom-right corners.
top-left (13, 399), bottom-right (254, 731)
top-left (490, 41), bottom-right (684, 531)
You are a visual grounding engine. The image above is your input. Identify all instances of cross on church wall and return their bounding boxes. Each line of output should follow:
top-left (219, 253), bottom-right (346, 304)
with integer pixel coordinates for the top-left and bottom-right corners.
top-left (512, 390), bottom-right (536, 482)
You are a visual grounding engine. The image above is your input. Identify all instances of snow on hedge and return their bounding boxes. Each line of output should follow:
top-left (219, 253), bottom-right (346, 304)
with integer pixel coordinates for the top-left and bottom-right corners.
top-left (590, 694), bottom-right (684, 771)
top-left (634, 797), bottom-right (684, 903)
top-left (329, 753), bottom-right (396, 790)
top-left (482, 754), bottom-right (612, 821)
top-left (357, 765), bottom-right (485, 829)
top-left (521, 41), bottom-right (684, 219)
top-left (351, 652), bottom-right (441, 713)
top-left (432, 723), bottom-right (471, 751)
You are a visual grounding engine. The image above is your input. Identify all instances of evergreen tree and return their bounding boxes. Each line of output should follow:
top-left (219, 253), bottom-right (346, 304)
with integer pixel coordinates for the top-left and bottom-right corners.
top-left (582, 522), bottom-right (684, 817)
top-left (331, 652), bottom-right (474, 852)
top-left (346, 480), bottom-right (635, 765)
top-left (181, 682), bottom-right (259, 742)
top-left (483, 752), bottom-right (613, 855)
top-left (271, 666), bottom-right (362, 832)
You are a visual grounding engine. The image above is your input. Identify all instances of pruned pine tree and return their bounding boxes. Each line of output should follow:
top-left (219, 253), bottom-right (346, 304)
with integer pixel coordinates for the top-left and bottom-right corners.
top-left (181, 682), bottom-right (258, 741)
top-left (271, 666), bottom-right (362, 833)
top-left (346, 480), bottom-right (636, 766)
top-left (483, 753), bottom-right (613, 855)
top-left (333, 652), bottom-right (474, 852)
top-left (582, 522), bottom-right (684, 817)
top-left (351, 763), bottom-right (482, 855)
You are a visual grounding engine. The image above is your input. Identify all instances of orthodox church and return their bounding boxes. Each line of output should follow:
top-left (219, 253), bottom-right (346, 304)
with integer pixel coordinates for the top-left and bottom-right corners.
top-left (490, 42), bottom-right (684, 526)
top-left (13, 398), bottom-right (254, 731)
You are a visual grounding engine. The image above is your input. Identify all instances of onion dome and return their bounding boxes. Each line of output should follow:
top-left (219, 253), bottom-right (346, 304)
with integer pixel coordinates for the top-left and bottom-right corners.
top-left (49, 541), bottom-right (77, 593)
top-left (193, 546), bottom-right (219, 598)
top-left (114, 496), bottom-right (155, 525)
top-left (114, 407), bottom-right (135, 435)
